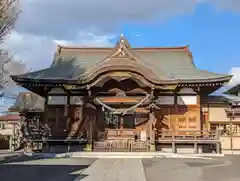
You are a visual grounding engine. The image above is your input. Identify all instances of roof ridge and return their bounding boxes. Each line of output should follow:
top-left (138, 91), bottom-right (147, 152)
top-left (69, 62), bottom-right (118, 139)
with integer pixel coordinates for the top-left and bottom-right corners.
top-left (56, 45), bottom-right (190, 53)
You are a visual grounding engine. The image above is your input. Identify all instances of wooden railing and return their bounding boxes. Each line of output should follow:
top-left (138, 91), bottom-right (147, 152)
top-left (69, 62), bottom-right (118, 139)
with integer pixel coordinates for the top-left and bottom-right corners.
top-left (157, 130), bottom-right (219, 141)
top-left (24, 138), bottom-right (88, 152)
top-left (106, 128), bottom-right (135, 140)
top-left (156, 130), bottom-right (221, 153)
top-left (104, 139), bottom-right (149, 152)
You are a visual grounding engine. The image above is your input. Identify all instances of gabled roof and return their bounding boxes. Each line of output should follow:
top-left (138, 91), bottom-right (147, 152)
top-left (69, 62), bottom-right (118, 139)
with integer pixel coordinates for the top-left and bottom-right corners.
top-left (203, 94), bottom-right (240, 104)
top-left (11, 35), bottom-right (232, 87)
top-left (12, 59), bottom-right (86, 84)
top-left (224, 83), bottom-right (240, 96)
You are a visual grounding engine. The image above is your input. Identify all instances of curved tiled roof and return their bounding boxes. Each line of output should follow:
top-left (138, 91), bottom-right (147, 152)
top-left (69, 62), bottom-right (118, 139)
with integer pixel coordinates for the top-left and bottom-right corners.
top-left (52, 40), bottom-right (231, 83)
top-left (11, 36), bottom-right (232, 86)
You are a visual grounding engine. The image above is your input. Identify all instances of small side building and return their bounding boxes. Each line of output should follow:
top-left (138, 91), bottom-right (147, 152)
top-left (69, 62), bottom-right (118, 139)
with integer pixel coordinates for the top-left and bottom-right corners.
top-left (202, 83), bottom-right (240, 152)
top-left (0, 114), bottom-right (22, 150)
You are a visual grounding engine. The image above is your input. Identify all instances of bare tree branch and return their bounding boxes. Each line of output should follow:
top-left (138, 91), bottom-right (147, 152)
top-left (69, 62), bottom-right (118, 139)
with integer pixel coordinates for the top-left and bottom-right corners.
top-left (0, 49), bottom-right (26, 89)
top-left (0, 0), bottom-right (20, 42)
top-left (0, 1), bottom-right (23, 89)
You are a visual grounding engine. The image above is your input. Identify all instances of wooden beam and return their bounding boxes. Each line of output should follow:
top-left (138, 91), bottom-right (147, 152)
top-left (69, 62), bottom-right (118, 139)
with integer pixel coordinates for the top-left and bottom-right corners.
top-left (98, 97), bottom-right (146, 103)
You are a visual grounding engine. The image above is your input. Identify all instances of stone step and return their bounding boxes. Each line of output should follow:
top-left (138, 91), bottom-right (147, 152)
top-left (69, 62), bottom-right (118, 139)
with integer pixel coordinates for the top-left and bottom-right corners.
top-left (93, 141), bottom-right (106, 149)
top-left (42, 144), bottom-right (85, 153)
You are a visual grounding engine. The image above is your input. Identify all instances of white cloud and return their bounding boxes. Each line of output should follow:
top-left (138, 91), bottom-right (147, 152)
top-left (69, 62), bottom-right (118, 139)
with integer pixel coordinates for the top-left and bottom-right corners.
top-left (15, 0), bottom-right (240, 39)
top-left (3, 31), bottom-right (56, 69)
top-left (16, 0), bottom-right (200, 39)
top-left (229, 67), bottom-right (240, 85)
top-left (3, 0), bottom-right (240, 71)
top-left (4, 0), bottom-right (202, 70)
top-left (3, 31), bottom-right (114, 70)
top-left (214, 67), bottom-right (240, 95)
top-left (209, 0), bottom-right (240, 12)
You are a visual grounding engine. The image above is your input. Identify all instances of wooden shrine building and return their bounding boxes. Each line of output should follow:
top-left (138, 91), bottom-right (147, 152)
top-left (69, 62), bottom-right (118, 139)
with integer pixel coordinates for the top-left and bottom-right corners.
top-left (11, 35), bottom-right (232, 152)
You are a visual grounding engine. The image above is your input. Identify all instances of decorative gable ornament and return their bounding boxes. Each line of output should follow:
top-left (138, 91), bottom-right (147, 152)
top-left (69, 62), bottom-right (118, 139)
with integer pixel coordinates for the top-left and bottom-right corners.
top-left (108, 34), bottom-right (133, 59)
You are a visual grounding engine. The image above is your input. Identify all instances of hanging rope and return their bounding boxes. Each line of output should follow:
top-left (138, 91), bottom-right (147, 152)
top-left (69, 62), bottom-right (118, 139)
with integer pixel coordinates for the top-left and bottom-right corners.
top-left (94, 93), bottom-right (151, 115)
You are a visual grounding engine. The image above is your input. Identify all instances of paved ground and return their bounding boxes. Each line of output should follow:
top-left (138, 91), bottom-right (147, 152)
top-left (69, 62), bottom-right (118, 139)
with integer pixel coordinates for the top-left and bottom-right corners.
top-left (0, 150), bottom-right (23, 162)
top-left (1, 155), bottom-right (240, 181)
top-left (0, 156), bottom-right (96, 181)
top-left (143, 156), bottom-right (240, 181)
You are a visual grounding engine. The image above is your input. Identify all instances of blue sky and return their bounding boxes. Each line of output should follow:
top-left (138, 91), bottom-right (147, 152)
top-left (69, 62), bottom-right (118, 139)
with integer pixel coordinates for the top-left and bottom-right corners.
top-left (4, 1), bottom-right (240, 80)
top-left (111, 4), bottom-right (240, 74)
top-left (2, 1), bottom-right (240, 111)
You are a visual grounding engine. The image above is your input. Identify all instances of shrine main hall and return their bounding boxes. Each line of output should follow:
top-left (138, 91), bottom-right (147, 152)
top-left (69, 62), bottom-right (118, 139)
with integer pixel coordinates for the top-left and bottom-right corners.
top-left (11, 35), bottom-right (232, 152)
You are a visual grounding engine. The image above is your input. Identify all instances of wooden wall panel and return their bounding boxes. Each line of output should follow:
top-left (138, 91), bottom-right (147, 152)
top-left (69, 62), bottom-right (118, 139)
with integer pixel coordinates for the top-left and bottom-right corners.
top-left (155, 105), bottom-right (201, 135)
top-left (47, 106), bottom-right (68, 137)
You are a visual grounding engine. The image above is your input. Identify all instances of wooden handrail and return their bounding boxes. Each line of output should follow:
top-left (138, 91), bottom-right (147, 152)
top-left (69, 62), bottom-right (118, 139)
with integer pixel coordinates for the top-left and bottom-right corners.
top-left (157, 130), bottom-right (219, 140)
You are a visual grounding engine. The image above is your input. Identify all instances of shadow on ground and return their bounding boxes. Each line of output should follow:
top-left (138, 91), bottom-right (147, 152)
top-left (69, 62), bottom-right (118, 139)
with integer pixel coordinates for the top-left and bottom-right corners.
top-left (0, 156), bottom-right (94, 181)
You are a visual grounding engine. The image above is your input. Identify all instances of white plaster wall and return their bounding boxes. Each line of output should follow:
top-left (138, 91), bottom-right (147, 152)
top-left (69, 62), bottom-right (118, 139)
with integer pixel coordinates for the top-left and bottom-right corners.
top-left (178, 96), bottom-right (197, 105)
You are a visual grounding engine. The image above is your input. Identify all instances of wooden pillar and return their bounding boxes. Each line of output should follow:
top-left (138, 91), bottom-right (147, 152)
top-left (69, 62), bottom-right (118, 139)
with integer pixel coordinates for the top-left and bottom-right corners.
top-left (10, 124), bottom-right (16, 151)
top-left (149, 112), bottom-right (153, 142)
top-left (80, 103), bottom-right (84, 122)
top-left (92, 115), bottom-right (96, 141)
top-left (173, 90), bottom-right (178, 133)
top-left (174, 91), bottom-right (178, 106)
top-left (207, 102), bottom-right (210, 131)
top-left (216, 127), bottom-right (221, 154)
top-left (89, 116), bottom-right (93, 151)
top-left (230, 105), bottom-right (234, 154)
top-left (66, 92), bottom-right (70, 132)
top-left (194, 133), bottom-right (198, 153)
top-left (120, 116), bottom-right (124, 130)
top-left (44, 91), bottom-right (48, 124)
top-left (119, 116), bottom-right (124, 136)
top-left (196, 93), bottom-right (201, 131)
top-left (89, 117), bottom-right (93, 142)
top-left (149, 111), bottom-right (156, 151)
top-left (9, 136), bottom-right (13, 152)
top-left (172, 131), bottom-right (176, 153)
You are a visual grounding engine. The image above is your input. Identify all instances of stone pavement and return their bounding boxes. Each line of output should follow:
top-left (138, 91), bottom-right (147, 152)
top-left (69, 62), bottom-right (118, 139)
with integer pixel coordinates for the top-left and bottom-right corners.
top-left (80, 158), bottom-right (146, 181)
top-left (1, 155), bottom-right (240, 181)
top-left (0, 149), bottom-right (23, 162)
top-left (0, 157), bottom-right (96, 181)
top-left (143, 156), bottom-right (240, 181)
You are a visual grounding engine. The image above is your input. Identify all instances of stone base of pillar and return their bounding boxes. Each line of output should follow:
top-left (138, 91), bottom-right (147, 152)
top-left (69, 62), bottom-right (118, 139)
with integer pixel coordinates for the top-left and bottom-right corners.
top-left (149, 144), bottom-right (156, 151)
top-left (84, 143), bottom-right (92, 152)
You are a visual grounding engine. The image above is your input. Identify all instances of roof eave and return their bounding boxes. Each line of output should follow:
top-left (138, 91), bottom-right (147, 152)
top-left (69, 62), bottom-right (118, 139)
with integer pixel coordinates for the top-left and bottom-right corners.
top-left (11, 75), bottom-right (80, 85)
top-left (178, 75), bottom-right (233, 84)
